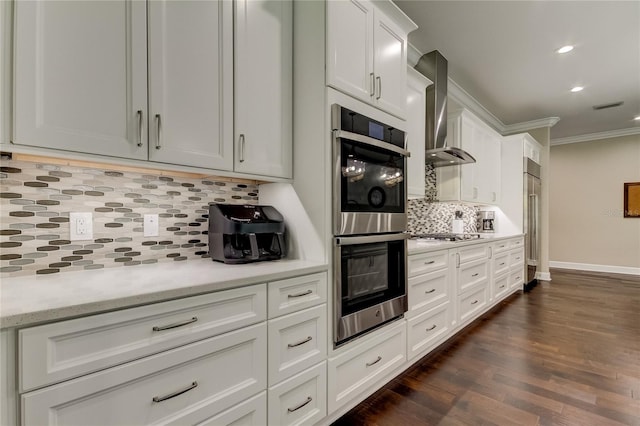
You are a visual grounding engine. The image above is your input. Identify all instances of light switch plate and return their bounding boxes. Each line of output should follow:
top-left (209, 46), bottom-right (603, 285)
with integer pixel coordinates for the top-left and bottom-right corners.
top-left (69, 212), bottom-right (93, 241)
top-left (144, 214), bottom-right (159, 237)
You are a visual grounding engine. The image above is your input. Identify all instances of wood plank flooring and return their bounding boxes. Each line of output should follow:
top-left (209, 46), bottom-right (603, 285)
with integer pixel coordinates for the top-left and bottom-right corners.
top-left (331, 269), bottom-right (640, 426)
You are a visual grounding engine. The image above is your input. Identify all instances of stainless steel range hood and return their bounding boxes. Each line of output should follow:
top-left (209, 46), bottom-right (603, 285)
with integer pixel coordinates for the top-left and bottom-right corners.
top-left (415, 50), bottom-right (476, 167)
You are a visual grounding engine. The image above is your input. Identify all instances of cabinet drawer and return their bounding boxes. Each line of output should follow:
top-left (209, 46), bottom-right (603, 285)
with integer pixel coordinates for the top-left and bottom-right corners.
top-left (22, 323), bottom-right (267, 426)
top-left (458, 244), bottom-right (488, 264)
top-left (19, 284), bottom-right (266, 392)
top-left (509, 249), bottom-right (525, 269)
top-left (193, 391), bottom-right (266, 426)
top-left (268, 304), bottom-right (327, 385)
top-left (509, 238), bottom-right (524, 250)
top-left (407, 268), bottom-right (450, 317)
top-left (268, 362), bottom-right (326, 426)
top-left (493, 273), bottom-right (510, 301)
top-left (268, 272), bottom-right (327, 318)
top-left (327, 321), bottom-right (406, 413)
top-left (493, 252), bottom-right (509, 276)
top-left (492, 240), bottom-right (510, 254)
top-left (407, 302), bottom-right (451, 360)
top-left (458, 285), bottom-right (488, 325)
top-left (408, 250), bottom-right (448, 277)
top-left (510, 270), bottom-right (525, 290)
top-left (457, 258), bottom-right (489, 294)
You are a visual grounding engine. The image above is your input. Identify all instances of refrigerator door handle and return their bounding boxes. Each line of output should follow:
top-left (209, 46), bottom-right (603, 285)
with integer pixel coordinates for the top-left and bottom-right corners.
top-left (529, 193), bottom-right (539, 262)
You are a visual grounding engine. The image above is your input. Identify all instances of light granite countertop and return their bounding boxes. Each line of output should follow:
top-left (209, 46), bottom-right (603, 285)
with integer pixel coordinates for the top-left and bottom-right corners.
top-left (408, 234), bottom-right (524, 255)
top-left (0, 259), bottom-right (328, 329)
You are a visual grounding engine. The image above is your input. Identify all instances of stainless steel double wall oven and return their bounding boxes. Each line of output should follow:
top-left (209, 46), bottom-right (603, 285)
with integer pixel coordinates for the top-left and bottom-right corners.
top-left (332, 104), bottom-right (409, 346)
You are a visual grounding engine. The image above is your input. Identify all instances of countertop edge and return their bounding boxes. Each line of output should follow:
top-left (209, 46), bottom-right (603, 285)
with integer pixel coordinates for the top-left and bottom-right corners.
top-left (408, 234), bottom-right (525, 255)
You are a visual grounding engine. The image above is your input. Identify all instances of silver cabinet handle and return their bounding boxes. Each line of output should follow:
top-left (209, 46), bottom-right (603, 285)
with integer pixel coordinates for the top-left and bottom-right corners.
top-left (369, 73), bottom-right (375, 97)
top-left (155, 114), bottom-right (162, 149)
top-left (472, 273), bottom-right (479, 277)
top-left (499, 285), bottom-right (505, 289)
top-left (152, 316), bottom-right (198, 332)
top-left (424, 260), bottom-right (435, 265)
top-left (488, 247), bottom-right (492, 259)
top-left (287, 336), bottom-right (312, 348)
top-left (366, 356), bottom-right (382, 367)
top-left (471, 300), bottom-right (478, 305)
top-left (456, 253), bottom-right (460, 268)
top-left (288, 289), bottom-right (312, 298)
top-left (239, 134), bottom-right (245, 162)
top-left (287, 396), bottom-right (312, 413)
top-left (425, 288), bottom-right (436, 294)
top-left (499, 262), bottom-right (506, 266)
top-left (136, 110), bottom-right (143, 147)
top-left (152, 381), bottom-right (197, 403)
top-left (376, 76), bottom-right (382, 100)
top-left (426, 324), bottom-right (437, 331)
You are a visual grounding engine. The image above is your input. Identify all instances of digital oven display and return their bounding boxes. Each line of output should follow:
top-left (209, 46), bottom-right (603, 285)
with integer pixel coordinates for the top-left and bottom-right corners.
top-left (368, 122), bottom-right (384, 140)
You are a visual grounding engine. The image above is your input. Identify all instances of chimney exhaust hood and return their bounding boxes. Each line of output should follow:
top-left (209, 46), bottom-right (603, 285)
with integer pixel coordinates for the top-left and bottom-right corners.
top-left (414, 50), bottom-right (476, 167)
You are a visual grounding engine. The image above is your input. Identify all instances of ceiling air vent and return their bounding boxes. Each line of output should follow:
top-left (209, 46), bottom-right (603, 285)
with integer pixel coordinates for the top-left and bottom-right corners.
top-left (592, 101), bottom-right (624, 110)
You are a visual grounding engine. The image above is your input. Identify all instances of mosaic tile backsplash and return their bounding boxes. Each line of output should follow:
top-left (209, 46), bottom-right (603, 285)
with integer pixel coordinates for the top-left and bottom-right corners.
top-left (408, 198), bottom-right (479, 235)
top-left (0, 159), bottom-right (259, 277)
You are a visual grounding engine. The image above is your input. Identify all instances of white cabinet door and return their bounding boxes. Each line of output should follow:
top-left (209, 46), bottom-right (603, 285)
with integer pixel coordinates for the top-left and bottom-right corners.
top-left (326, 0), bottom-right (374, 104)
top-left (373, 13), bottom-right (407, 118)
top-left (234, 0), bottom-right (292, 178)
top-left (13, 0), bottom-right (147, 160)
top-left (406, 67), bottom-right (431, 199)
top-left (147, 0), bottom-right (233, 170)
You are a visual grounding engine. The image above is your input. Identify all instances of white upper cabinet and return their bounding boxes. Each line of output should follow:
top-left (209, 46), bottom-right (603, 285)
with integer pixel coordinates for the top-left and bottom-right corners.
top-left (147, 0), bottom-right (233, 170)
top-left (234, 0), bottom-right (292, 179)
top-left (13, 0), bottom-right (148, 160)
top-left (326, 0), bottom-right (416, 119)
top-left (437, 109), bottom-right (501, 205)
top-left (406, 66), bottom-right (432, 198)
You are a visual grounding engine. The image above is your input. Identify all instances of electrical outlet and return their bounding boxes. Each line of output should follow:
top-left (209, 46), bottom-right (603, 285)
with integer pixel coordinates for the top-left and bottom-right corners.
top-left (69, 212), bottom-right (93, 241)
top-left (144, 214), bottom-right (159, 237)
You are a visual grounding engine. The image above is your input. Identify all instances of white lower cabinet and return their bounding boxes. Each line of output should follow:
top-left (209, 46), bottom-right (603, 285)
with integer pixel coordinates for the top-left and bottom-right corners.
top-left (21, 323), bottom-right (267, 425)
top-left (198, 392), bottom-right (266, 426)
top-left (267, 304), bottom-right (327, 385)
top-left (458, 282), bottom-right (488, 326)
top-left (407, 302), bottom-right (451, 360)
top-left (407, 268), bottom-right (450, 318)
top-left (268, 362), bottom-right (327, 426)
top-left (327, 321), bottom-right (406, 413)
top-left (493, 273), bottom-right (510, 302)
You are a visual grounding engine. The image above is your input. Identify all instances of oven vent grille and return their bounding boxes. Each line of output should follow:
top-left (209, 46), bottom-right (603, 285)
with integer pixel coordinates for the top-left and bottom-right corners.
top-left (592, 101), bottom-right (624, 110)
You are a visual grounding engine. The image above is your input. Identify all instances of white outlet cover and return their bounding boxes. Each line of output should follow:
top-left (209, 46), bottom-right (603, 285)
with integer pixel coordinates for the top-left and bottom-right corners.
top-left (69, 212), bottom-right (93, 241)
top-left (144, 214), bottom-right (159, 237)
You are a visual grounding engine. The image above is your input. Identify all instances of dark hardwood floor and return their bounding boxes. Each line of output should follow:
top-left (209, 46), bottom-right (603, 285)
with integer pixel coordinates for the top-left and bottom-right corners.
top-left (332, 269), bottom-right (640, 426)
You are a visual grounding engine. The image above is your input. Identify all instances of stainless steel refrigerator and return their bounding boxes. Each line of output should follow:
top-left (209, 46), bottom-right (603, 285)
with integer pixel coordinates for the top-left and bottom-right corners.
top-left (524, 158), bottom-right (541, 291)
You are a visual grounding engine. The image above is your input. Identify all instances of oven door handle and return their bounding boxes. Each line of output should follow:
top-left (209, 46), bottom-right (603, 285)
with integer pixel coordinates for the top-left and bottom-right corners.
top-left (335, 233), bottom-right (409, 246)
top-left (334, 129), bottom-right (410, 157)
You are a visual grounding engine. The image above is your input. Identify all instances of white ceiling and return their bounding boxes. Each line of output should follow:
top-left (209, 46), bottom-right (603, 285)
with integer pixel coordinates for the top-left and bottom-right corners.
top-left (394, 0), bottom-right (640, 141)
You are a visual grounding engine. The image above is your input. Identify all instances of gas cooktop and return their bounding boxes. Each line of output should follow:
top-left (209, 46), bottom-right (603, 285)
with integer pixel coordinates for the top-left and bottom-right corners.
top-left (410, 233), bottom-right (482, 242)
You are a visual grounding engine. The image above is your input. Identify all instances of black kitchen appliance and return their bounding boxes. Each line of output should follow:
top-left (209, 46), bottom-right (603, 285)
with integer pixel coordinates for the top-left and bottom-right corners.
top-left (208, 203), bottom-right (286, 264)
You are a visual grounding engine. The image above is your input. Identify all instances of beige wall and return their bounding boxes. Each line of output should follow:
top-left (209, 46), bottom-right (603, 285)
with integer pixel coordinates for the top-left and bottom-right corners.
top-left (549, 134), bottom-right (640, 268)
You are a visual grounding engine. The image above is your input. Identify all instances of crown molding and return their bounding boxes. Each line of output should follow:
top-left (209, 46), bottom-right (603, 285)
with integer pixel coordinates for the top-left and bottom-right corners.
top-left (551, 127), bottom-right (640, 146)
top-left (407, 42), bottom-right (422, 67)
top-left (503, 117), bottom-right (561, 135)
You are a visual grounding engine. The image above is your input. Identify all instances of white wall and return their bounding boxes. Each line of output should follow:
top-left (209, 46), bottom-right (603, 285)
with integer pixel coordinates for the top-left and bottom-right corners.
top-left (549, 134), bottom-right (640, 274)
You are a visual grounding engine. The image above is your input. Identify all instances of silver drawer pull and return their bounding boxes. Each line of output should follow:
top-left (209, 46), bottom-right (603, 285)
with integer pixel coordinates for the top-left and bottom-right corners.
top-left (425, 288), bottom-right (436, 294)
top-left (516, 257), bottom-right (521, 260)
top-left (287, 396), bottom-right (312, 413)
top-left (516, 276), bottom-right (521, 280)
top-left (136, 110), bottom-right (143, 147)
top-left (426, 324), bottom-right (437, 331)
top-left (424, 260), bottom-right (435, 265)
top-left (152, 316), bottom-right (198, 331)
top-left (499, 262), bottom-right (506, 266)
top-left (472, 273), bottom-right (479, 277)
top-left (288, 289), bottom-right (312, 298)
top-left (152, 381), bottom-right (197, 403)
top-left (471, 300), bottom-right (479, 305)
top-left (499, 285), bottom-right (505, 289)
top-left (366, 356), bottom-right (382, 367)
top-left (288, 336), bottom-right (312, 348)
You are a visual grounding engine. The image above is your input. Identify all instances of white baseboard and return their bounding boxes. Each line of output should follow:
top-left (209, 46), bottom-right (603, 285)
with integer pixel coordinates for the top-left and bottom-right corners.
top-left (549, 261), bottom-right (640, 276)
top-left (536, 271), bottom-right (551, 281)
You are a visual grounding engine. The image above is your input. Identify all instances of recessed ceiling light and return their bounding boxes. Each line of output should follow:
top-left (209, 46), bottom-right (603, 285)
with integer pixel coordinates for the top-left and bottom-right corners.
top-left (557, 45), bottom-right (574, 54)
top-left (634, 115), bottom-right (640, 121)
top-left (570, 86), bottom-right (584, 93)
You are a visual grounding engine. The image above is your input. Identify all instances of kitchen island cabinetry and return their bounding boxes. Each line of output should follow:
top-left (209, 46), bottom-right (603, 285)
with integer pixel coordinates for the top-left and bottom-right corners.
top-left (437, 109), bottom-right (502, 205)
top-left (10, 0), bottom-right (291, 180)
top-left (326, 0), bottom-right (416, 119)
